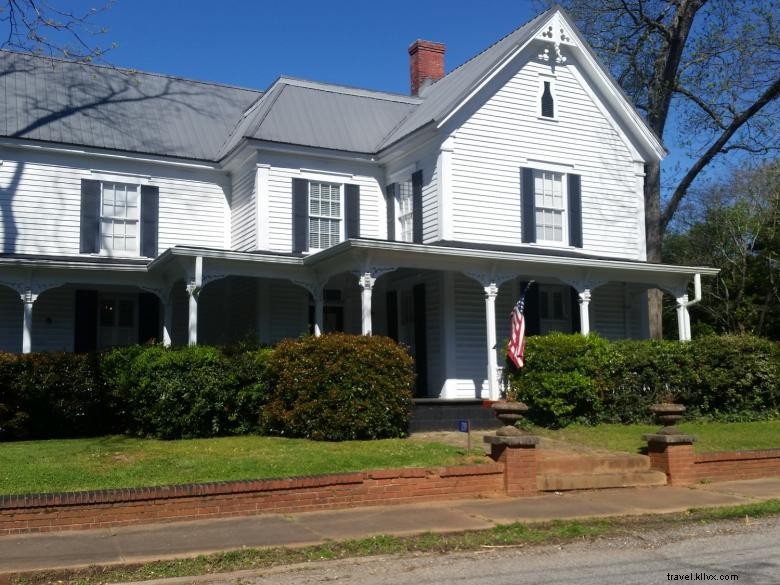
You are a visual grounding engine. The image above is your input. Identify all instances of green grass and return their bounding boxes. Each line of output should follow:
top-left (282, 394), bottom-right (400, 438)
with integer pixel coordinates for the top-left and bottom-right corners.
top-left (0, 435), bottom-right (482, 496)
top-left (532, 420), bottom-right (780, 454)
top-left (12, 501), bottom-right (780, 585)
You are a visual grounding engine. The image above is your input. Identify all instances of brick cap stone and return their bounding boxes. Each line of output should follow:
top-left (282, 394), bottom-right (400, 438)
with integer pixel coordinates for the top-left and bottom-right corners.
top-left (643, 433), bottom-right (697, 444)
top-left (484, 435), bottom-right (540, 447)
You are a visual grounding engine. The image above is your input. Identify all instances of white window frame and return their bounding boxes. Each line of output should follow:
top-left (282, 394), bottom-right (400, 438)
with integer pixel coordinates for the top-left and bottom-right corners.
top-left (533, 169), bottom-right (568, 247)
top-left (307, 181), bottom-right (344, 251)
top-left (99, 181), bottom-right (141, 257)
top-left (537, 74), bottom-right (558, 120)
top-left (396, 179), bottom-right (414, 243)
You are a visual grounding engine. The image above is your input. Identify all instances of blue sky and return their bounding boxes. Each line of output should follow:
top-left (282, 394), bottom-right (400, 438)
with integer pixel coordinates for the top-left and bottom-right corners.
top-left (103, 0), bottom-right (540, 94)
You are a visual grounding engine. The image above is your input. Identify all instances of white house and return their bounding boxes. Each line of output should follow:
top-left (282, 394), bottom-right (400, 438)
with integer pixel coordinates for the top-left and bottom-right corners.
top-left (0, 7), bottom-right (716, 400)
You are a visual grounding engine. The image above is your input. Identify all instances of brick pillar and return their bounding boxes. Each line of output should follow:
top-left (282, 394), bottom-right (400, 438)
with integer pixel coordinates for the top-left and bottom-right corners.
top-left (485, 435), bottom-right (539, 496)
top-left (644, 434), bottom-right (696, 486)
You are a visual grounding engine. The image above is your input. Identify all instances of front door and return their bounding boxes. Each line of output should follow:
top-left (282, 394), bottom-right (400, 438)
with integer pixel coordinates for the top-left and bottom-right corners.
top-left (98, 294), bottom-right (137, 349)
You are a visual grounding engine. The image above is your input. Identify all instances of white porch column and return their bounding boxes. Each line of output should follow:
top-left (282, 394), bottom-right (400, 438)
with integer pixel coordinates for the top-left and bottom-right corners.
top-left (676, 294), bottom-right (690, 342)
top-left (186, 256), bottom-right (203, 346)
top-left (359, 272), bottom-right (376, 336)
top-left (20, 289), bottom-right (38, 354)
top-left (578, 288), bottom-right (592, 336)
top-left (313, 293), bottom-right (324, 337)
top-left (162, 301), bottom-right (173, 347)
top-left (484, 282), bottom-right (499, 401)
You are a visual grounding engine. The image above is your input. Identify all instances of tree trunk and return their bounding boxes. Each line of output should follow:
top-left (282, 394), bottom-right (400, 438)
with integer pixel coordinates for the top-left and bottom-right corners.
top-left (645, 159), bottom-right (664, 339)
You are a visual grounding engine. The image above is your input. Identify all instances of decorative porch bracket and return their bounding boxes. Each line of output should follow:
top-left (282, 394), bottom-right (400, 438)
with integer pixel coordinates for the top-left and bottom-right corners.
top-left (0, 279), bottom-right (62, 354)
top-left (558, 277), bottom-right (606, 337)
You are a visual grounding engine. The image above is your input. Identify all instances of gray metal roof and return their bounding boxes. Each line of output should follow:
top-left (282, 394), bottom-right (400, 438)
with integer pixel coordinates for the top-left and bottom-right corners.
top-left (218, 78), bottom-right (420, 157)
top-left (0, 51), bottom-right (261, 161)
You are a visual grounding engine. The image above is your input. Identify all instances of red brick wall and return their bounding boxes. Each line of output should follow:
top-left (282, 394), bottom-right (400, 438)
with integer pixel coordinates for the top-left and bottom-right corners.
top-left (0, 464), bottom-right (504, 535)
top-left (695, 450), bottom-right (780, 483)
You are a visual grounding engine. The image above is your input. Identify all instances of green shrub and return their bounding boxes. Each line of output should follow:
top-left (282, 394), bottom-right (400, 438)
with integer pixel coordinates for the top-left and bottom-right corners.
top-left (105, 345), bottom-right (271, 439)
top-left (263, 334), bottom-right (415, 441)
top-left (506, 333), bottom-right (780, 427)
top-left (0, 352), bottom-right (113, 440)
top-left (506, 333), bottom-right (615, 427)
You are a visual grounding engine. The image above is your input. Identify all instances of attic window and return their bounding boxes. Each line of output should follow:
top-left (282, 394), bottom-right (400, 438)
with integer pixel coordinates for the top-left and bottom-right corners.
top-left (541, 81), bottom-right (555, 118)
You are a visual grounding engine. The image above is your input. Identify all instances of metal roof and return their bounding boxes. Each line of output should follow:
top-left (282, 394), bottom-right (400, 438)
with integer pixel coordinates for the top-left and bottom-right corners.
top-left (0, 51), bottom-right (261, 161)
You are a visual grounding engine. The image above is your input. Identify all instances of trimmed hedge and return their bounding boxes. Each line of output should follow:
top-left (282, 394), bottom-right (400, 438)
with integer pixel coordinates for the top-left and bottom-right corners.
top-left (263, 334), bottom-right (415, 441)
top-left (506, 333), bottom-right (780, 427)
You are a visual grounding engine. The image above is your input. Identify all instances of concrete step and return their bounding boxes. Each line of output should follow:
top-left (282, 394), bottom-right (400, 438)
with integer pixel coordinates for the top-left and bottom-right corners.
top-left (538, 469), bottom-right (668, 491)
top-left (537, 453), bottom-right (652, 475)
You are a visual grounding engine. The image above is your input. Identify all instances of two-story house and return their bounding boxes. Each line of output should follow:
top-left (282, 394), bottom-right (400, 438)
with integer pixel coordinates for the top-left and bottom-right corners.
top-left (0, 7), bottom-right (716, 400)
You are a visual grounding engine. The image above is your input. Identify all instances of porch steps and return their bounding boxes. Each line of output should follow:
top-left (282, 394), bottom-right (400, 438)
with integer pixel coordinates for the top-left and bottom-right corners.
top-left (537, 452), bottom-right (667, 491)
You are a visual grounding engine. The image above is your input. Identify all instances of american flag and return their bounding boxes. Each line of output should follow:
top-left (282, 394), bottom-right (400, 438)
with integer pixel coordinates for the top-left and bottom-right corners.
top-left (507, 284), bottom-right (532, 369)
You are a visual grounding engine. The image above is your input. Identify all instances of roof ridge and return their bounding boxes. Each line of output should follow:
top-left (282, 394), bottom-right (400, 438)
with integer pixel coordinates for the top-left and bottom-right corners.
top-left (277, 76), bottom-right (422, 104)
top-left (0, 48), bottom-right (264, 95)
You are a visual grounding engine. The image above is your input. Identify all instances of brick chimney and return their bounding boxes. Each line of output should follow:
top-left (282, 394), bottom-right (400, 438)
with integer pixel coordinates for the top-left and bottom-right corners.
top-left (408, 40), bottom-right (445, 96)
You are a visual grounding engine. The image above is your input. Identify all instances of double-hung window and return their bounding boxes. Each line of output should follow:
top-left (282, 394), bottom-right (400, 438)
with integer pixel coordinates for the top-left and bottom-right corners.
top-left (100, 182), bottom-right (140, 255)
top-left (534, 170), bottom-right (566, 245)
top-left (308, 181), bottom-right (342, 250)
top-left (397, 179), bottom-right (414, 243)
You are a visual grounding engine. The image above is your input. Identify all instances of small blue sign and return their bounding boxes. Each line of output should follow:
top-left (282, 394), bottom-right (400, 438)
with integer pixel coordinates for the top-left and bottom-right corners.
top-left (458, 419), bottom-right (470, 433)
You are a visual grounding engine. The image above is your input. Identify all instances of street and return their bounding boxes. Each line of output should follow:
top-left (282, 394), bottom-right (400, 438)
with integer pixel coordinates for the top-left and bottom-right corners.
top-left (202, 516), bottom-right (780, 585)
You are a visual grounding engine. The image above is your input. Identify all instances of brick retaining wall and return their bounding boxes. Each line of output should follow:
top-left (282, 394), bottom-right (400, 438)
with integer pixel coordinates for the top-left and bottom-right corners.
top-left (695, 450), bottom-right (780, 483)
top-left (0, 463), bottom-right (505, 535)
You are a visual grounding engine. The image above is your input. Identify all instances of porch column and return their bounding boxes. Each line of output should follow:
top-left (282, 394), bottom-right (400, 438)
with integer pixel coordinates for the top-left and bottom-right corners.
top-left (162, 301), bottom-right (173, 347)
top-left (359, 272), bottom-right (376, 336)
top-left (484, 282), bottom-right (499, 401)
top-left (186, 256), bottom-right (203, 346)
top-left (676, 294), bottom-right (690, 342)
top-left (578, 289), bottom-right (592, 336)
top-left (313, 292), bottom-right (324, 337)
top-left (186, 283), bottom-right (199, 346)
top-left (20, 289), bottom-right (38, 354)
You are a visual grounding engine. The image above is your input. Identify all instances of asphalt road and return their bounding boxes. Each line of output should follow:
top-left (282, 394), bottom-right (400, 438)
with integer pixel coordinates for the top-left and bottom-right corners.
top-left (190, 516), bottom-right (780, 585)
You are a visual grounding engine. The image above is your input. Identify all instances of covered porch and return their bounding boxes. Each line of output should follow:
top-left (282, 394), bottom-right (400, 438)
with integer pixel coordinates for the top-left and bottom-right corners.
top-left (0, 240), bottom-right (717, 400)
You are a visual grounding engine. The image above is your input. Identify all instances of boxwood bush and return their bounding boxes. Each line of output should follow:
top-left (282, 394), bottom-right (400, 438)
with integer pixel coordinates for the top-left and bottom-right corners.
top-left (263, 333), bottom-right (415, 441)
top-left (506, 333), bottom-right (780, 427)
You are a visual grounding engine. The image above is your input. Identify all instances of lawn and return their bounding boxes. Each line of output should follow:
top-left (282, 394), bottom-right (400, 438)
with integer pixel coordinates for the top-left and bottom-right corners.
top-left (0, 435), bottom-right (481, 496)
top-left (533, 420), bottom-right (780, 454)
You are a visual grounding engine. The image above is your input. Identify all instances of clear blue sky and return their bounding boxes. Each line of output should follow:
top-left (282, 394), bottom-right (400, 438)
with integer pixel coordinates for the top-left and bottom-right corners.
top-left (102, 0), bottom-right (540, 94)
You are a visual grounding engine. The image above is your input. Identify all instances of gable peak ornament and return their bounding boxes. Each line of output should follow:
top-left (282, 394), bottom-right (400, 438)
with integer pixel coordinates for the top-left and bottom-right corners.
top-left (537, 22), bottom-right (572, 65)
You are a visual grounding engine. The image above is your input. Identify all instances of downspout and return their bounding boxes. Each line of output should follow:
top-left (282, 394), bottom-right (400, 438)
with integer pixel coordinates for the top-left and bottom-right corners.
top-left (681, 273), bottom-right (701, 341)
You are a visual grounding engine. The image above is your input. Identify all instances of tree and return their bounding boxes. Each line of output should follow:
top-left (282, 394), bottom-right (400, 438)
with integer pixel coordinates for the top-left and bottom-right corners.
top-left (664, 161), bottom-right (780, 339)
top-left (0, 0), bottom-right (114, 61)
top-left (551, 0), bottom-right (780, 337)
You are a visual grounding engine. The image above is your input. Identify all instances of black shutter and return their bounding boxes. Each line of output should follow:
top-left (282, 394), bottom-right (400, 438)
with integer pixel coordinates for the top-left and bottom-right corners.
top-left (292, 178), bottom-right (309, 253)
top-left (570, 288), bottom-right (581, 334)
top-left (386, 290), bottom-right (398, 341)
top-left (413, 283), bottom-right (428, 396)
top-left (568, 173), bottom-right (583, 248)
top-left (385, 183), bottom-right (396, 241)
top-left (74, 290), bottom-right (98, 352)
top-left (140, 185), bottom-right (159, 258)
top-left (345, 183), bottom-right (360, 239)
top-left (138, 292), bottom-right (160, 344)
top-left (521, 168), bottom-right (536, 244)
top-left (412, 170), bottom-right (423, 244)
top-left (80, 180), bottom-right (101, 253)
top-left (522, 281), bottom-right (541, 336)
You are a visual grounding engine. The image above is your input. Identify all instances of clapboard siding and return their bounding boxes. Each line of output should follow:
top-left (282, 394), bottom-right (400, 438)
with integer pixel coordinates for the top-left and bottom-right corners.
top-left (231, 161), bottom-right (256, 251)
top-left (262, 154), bottom-right (384, 253)
top-left (448, 56), bottom-right (642, 259)
top-left (268, 279), bottom-right (308, 341)
top-left (0, 286), bottom-right (21, 353)
top-left (591, 281), bottom-right (648, 341)
top-left (424, 272), bottom-right (442, 395)
top-left (0, 149), bottom-right (228, 255)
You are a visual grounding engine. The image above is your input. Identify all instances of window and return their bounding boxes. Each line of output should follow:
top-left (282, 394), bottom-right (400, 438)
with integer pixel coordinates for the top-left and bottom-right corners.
top-left (534, 170), bottom-right (566, 244)
top-left (397, 179), bottom-right (414, 242)
top-left (100, 182), bottom-right (140, 255)
top-left (541, 81), bottom-right (555, 118)
top-left (539, 285), bottom-right (571, 334)
top-left (309, 181), bottom-right (342, 250)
